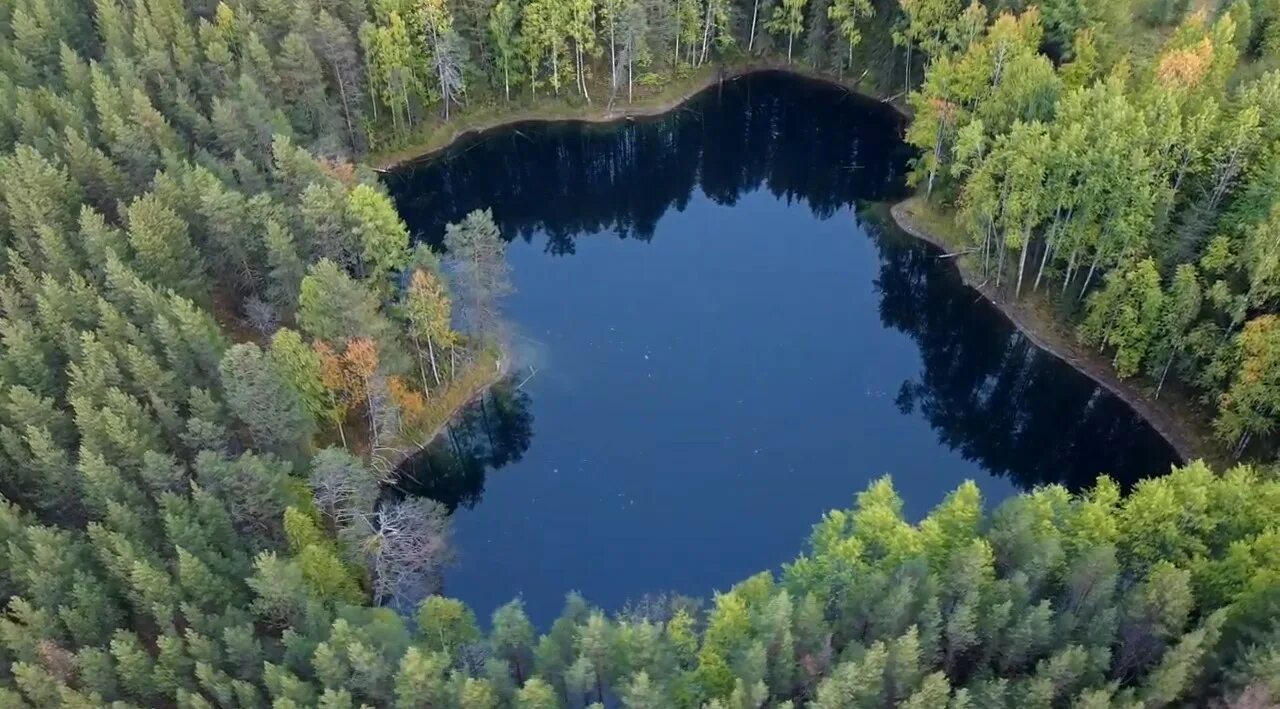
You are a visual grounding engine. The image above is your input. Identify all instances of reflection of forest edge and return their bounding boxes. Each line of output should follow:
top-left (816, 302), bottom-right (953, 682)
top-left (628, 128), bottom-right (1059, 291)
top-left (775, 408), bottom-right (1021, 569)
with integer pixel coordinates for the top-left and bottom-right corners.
top-left (387, 72), bottom-right (912, 251)
top-left (868, 218), bottom-right (1178, 490)
top-left (388, 71), bottom-right (1177, 511)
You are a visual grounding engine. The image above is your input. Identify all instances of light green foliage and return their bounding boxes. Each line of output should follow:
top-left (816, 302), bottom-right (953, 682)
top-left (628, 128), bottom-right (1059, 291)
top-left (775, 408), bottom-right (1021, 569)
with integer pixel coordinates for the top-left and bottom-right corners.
top-left (271, 328), bottom-right (331, 425)
top-left (489, 0), bottom-right (521, 100)
top-left (1214, 315), bottom-right (1280, 451)
top-left (898, 0), bottom-right (965, 61)
top-left (515, 677), bottom-right (560, 708)
top-left (417, 596), bottom-right (481, 656)
top-left (492, 599), bottom-right (536, 682)
top-left (444, 209), bottom-right (512, 339)
top-left (765, 0), bottom-right (809, 62)
top-left (828, 0), bottom-right (874, 74)
top-left (347, 183), bottom-right (409, 283)
top-left (124, 192), bottom-right (206, 301)
top-left (1080, 258), bottom-right (1166, 377)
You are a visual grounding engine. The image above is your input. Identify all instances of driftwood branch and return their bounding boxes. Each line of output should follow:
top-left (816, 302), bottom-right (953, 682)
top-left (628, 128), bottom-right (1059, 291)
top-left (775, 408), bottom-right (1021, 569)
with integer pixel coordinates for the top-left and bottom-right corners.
top-left (515, 366), bottom-right (539, 391)
top-left (937, 247), bottom-right (979, 259)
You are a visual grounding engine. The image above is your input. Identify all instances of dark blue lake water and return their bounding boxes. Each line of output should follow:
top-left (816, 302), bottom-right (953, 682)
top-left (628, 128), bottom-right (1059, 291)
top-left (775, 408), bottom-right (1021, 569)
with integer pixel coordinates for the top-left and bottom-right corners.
top-left (385, 72), bottom-right (1178, 624)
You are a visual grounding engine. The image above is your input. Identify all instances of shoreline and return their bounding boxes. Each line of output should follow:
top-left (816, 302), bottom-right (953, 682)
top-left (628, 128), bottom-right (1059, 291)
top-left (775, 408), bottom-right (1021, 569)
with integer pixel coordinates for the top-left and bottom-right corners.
top-left (375, 350), bottom-right (511, 475)
top-left (371, 69), bottom-right (1213, 471)
top-left (890, 198), bottom-right (1213, 465)
top-left (372, 61), bottom-right (907, 171)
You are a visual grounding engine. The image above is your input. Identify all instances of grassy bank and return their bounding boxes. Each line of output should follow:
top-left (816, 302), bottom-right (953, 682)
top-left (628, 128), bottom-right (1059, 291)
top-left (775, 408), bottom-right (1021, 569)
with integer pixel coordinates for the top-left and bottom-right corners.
top-left (890, 196), bottom-right (1222, 465)
top-left (373, 348), bottom-right (507, 475)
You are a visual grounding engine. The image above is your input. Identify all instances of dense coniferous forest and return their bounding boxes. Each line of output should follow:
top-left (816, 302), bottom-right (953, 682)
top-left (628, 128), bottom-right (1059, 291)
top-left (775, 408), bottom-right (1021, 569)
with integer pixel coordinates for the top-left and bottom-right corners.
top-left (1, 0), bottom-right (1280, 705)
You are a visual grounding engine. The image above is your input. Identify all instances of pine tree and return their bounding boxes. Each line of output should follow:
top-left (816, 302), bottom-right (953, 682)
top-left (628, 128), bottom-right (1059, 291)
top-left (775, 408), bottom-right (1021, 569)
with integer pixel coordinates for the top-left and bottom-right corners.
top-left (219, 342), bottom-right (314, 454)
top-left (124, 193), bottom-right (207, 302)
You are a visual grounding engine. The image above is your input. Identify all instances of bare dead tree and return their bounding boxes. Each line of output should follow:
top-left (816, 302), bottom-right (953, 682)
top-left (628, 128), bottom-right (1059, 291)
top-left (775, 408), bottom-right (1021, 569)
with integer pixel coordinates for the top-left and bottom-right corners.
top-left (244, 296), bottom-right (280, 335)
top-left (368, 497), bottom-right (454, 611)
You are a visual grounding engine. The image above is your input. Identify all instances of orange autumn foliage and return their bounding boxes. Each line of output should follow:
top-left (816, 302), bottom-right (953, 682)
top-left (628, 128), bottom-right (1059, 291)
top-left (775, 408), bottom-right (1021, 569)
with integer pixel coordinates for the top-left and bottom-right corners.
top-left (314, 341), bottom-right (344, 393)
top-left (388, 376), bottom-right (427, 428)
top-left (928, 97), bottom-right (958, 123)
top-left (344, 338), bottom-right (379, 380)
top-left (1157, 38), bottom-right (1214, 90)
top-left (319, 158), bottom-right (358, 186)
top-left (313, 337), bottom-right (380, 413)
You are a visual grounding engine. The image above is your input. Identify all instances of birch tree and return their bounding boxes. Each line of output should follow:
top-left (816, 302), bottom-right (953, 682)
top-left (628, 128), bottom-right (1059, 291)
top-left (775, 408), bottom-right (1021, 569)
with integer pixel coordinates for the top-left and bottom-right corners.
top-left (567, 0), bottom-right (597, 101)
top-left (362, 11), bottom-right (421, 135)
top-left (828, 0), bottom-right (873, 78)
top-left (766, 0), bottom-right (808, 63)
top-left (488, 0), bottom-right (519, 101)
top-left (1079, 258), bottom-right (1166, 378)
top-left (1150, 265), bottom-right (1202, 398)
top-left (1214, 315), bottom-right (1280, 456)
top-left (403, 268), bottom-right (456, 390)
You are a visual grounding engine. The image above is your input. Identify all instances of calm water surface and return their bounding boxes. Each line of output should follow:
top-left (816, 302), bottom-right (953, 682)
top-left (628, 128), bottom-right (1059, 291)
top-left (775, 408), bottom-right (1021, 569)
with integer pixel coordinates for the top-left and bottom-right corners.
top-left (386, 73), bottom-right (1178, 623)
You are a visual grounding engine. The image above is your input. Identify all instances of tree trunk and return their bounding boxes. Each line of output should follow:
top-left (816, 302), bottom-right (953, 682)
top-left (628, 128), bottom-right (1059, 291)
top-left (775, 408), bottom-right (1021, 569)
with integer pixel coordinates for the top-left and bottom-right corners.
top-left (749, 0), bottom-right (760, 52)
top-left (1235, 430), bottom-right (1252, 459)
top-left (504, 60), bottom-right (510, 102)
top-left (700, 0), bottom-right (712, 66)
top-left (905, 43), bottom-right (912, 94)
top-left (412, 333), bottom-right (430, 393)
top-left (995, 236), bottom-right (1006, 290)
top-left (330, 61), bottom-right (358, 151)
top-left (1079, 248), bottom-right (1103, 298)
top-left (426, 336), bottom-right (441, 386)
top-left (788, 31), bottom-right (794, 63)
top-left (576, 42), bottom-right (590, 101)
top-left (609, 17), bottom-right (617, 93)
top-left (1035, 206), bottom-right (1069, 291)
top-left (982, 220), bottom-right (993, 278)
top-left (1015, 232), bottom-right (1029, 298)
top-left (1062, 243), bottom-right (1080, 294)
top-left (365, 61), bottom-right (378, 122)
top-left (674, 3), bottom-right (681, 67)
top-left (628, 58), bottom-right (633, 103)
top-left (926, 115), bottom-right (946, 199)
top-left (1033, 238), bottom-right (1054, 293)
top-left (1155, 350), bottom-right (1175, 399)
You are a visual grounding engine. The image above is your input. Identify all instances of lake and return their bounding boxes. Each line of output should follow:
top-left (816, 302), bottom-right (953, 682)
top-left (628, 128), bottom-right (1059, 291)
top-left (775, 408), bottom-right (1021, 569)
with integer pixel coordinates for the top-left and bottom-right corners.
top-left (385, 71), bottom-right (1179, 624)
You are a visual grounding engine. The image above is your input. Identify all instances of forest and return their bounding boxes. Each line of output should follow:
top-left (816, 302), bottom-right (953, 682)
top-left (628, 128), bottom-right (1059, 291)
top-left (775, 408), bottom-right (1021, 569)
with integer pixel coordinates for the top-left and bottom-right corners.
top-left (1, 0), bottom-right (1280, 705)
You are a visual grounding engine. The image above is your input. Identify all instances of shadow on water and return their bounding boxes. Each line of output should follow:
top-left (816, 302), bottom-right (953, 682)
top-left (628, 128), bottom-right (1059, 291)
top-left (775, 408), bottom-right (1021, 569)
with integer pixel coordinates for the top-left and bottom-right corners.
top-left (871, 227), bottom-right (1178, 490)
top-left (392, 380), bottom-right (534, 510)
